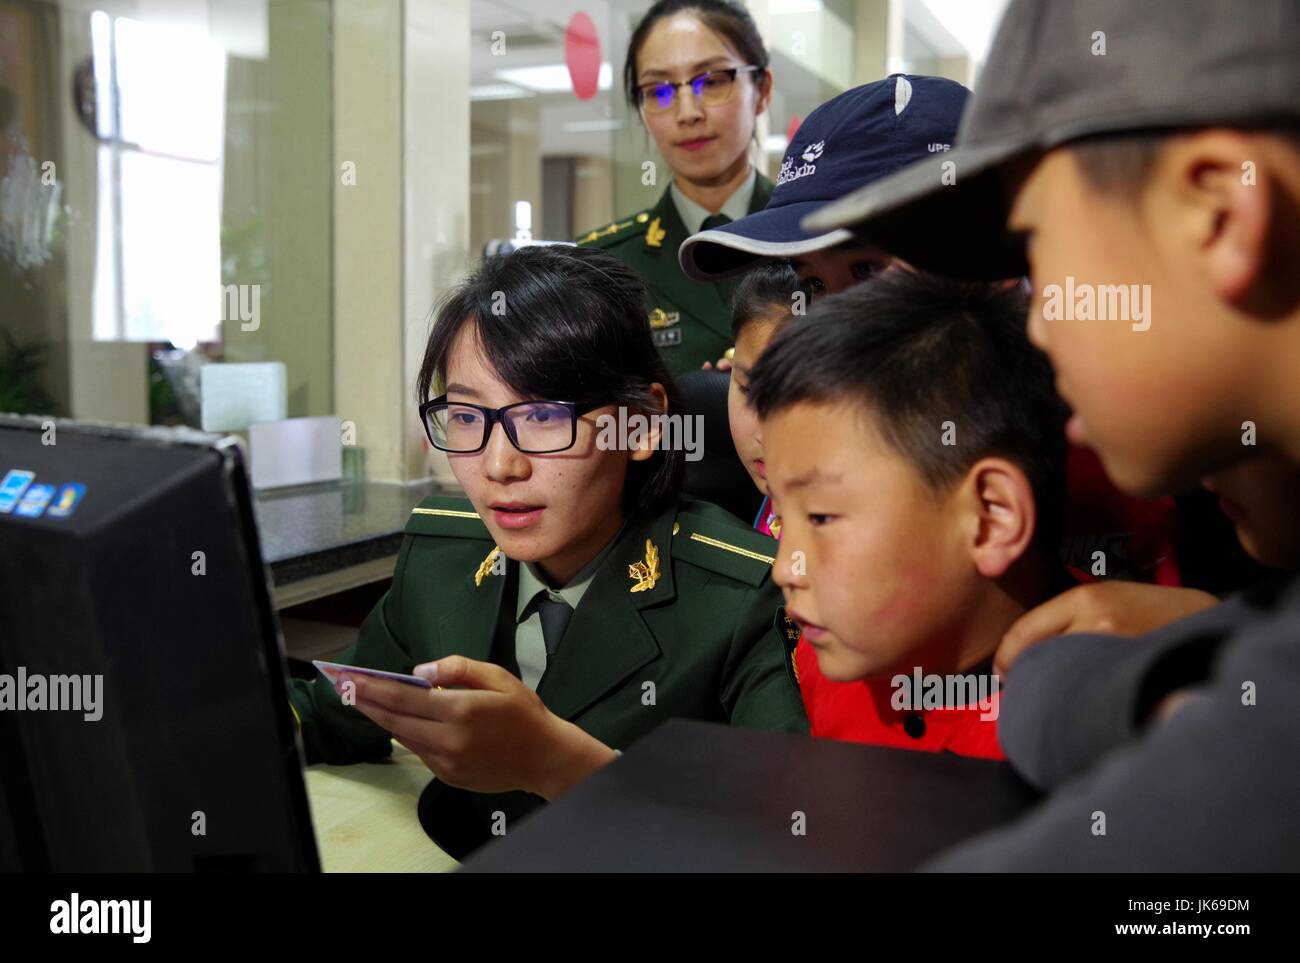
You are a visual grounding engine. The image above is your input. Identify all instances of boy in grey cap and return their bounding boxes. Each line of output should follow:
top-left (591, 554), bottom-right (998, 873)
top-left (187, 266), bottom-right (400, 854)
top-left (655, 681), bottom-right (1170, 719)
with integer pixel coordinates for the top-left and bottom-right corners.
top-left (807, 0), bottom-right (1300, 870)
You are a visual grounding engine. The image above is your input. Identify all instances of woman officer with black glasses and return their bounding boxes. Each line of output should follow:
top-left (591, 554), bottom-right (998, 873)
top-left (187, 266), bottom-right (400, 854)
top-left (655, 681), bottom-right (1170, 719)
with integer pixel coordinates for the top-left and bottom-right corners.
top-left (577, 0), bottom-right (775, 375)
top-left (288, 245), bottom-right (806, 859)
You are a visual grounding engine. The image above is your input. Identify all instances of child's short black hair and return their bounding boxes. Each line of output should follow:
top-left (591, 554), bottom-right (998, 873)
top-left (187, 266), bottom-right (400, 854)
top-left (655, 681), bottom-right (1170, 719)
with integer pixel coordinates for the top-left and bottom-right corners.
top-left (730, 260), bottom-right (801, 338)
top-left (748, 269), bottom-right (1069, 555)
top-left (416, 245), bottom-right (684, 520)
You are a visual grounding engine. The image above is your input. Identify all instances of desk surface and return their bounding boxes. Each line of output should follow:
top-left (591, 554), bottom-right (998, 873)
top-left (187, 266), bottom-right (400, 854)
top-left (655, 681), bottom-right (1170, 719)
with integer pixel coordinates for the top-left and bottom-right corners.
top-left (304, 742), bottom-right (457, 873)
top-left (463, 720), bottom-right (1040, 872)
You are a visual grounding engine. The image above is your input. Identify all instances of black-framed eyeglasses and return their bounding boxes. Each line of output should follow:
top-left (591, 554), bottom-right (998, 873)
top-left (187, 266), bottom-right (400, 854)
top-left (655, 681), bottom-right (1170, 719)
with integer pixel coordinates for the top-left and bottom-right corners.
top-left (637, 65), bottom-right (762, 115)
top-left (419, 396), bottom-right (607, 454)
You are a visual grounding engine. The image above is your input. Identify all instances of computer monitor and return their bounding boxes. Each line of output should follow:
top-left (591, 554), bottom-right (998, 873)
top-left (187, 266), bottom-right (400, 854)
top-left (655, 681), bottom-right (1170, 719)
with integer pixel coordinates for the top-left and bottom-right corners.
top-left (0, 415), bottom-right (318, 871)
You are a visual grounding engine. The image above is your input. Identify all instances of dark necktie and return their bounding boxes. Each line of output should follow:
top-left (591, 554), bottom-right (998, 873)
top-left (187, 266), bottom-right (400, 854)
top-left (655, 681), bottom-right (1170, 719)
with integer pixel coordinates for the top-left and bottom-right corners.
top-left (700, 212), bottom-right (732, 232)
top-left (536, 594), bottom-right (574, 656)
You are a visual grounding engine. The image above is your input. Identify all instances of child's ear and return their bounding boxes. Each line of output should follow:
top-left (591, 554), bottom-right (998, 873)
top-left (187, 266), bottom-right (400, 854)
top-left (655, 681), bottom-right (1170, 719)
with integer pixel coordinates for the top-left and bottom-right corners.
top-left (964, 458), bottom-right (1037, 579)
top-left (628, 382), bottom-right (668, 464)
top-left (1158, 130), bottom-right (1272, 306)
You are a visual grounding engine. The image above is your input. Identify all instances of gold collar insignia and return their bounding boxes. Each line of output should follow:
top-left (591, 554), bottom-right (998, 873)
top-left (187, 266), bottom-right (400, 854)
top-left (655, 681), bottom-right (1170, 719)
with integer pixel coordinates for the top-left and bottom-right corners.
top-left (645, 217), bottom-right (667, 248)
top-left (628, 539), bottom-right (661, 593)
top-left (475, 546), bottom-right (503, 587)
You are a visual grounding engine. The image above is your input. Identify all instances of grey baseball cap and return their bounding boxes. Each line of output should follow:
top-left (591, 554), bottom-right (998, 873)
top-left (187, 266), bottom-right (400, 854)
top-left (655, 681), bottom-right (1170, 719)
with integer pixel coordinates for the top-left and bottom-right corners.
top-left (803, 0), bottom-right (1300, 280)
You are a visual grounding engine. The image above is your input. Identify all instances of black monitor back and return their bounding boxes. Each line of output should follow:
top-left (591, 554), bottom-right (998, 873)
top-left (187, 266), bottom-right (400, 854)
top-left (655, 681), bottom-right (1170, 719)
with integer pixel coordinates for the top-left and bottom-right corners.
top-left (0, 416), bottom-right (317, 871)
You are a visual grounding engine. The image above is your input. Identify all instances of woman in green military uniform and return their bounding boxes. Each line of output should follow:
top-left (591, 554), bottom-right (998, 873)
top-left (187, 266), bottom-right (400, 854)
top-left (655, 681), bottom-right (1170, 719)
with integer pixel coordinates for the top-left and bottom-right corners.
top-left (577, 0), bottom-right (775, 375)
top-left (290, 245), bottom-right (804, 857)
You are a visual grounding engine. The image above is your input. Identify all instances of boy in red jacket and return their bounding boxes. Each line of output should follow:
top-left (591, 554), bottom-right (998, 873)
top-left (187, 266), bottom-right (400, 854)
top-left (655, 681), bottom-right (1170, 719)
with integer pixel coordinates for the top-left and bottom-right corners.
top-left (747, 269), bottom-right (1073, 758)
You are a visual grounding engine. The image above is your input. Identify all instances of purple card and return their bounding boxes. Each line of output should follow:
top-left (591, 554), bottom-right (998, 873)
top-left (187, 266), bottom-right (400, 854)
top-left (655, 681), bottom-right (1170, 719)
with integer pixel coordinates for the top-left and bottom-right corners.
top-left (312, 660), bottom-right (434, 689)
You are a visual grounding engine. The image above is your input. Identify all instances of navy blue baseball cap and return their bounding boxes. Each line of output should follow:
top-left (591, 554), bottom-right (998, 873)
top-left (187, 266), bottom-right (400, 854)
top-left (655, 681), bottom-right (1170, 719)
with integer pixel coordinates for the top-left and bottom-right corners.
top-left (678, 74), bottom-right (969, 282)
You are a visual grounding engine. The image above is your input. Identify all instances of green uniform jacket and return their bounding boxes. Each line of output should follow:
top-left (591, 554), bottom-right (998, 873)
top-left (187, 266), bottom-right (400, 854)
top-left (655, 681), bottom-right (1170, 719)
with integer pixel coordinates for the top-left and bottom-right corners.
top-left (291, 492), bottom-right (806, 852)
top-left (576, 174), bottom-right (775, 376)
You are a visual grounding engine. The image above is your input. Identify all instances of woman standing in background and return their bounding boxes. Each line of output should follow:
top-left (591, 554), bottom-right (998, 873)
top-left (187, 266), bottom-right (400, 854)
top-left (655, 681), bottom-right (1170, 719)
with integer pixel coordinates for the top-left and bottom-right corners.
top-left (578, 0), bottom-right (774, 376)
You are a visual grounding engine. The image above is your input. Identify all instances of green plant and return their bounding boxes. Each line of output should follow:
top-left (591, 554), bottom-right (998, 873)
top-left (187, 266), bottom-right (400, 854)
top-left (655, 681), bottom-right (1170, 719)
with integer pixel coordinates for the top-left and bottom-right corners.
top-left (0, 328), bottom-right (57, 415)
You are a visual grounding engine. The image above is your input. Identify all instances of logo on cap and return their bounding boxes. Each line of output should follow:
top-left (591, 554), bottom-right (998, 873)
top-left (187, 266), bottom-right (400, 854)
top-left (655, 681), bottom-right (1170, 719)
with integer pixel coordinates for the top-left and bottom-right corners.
top-left (778, 140), bottom-right (825, 187)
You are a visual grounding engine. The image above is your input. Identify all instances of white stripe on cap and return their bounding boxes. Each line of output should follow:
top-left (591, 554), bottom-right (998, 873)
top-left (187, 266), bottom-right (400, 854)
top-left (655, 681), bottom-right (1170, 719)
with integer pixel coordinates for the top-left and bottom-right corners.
top-left (895, 75), bottom-right (913, 116)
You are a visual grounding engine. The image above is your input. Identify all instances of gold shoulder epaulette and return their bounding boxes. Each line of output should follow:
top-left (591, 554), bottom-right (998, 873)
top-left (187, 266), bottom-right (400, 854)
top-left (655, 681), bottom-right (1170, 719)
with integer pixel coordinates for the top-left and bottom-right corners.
top-left (678, 529), bottom-right (775, 564)
top-left (671, 511), bottom-right (775, 588)
top-left (577, 211), bottom-right (649, 245)
top-left (410, 506), bottom-right (479, 520)
top-left (404, 496), bottom-right (492, 540)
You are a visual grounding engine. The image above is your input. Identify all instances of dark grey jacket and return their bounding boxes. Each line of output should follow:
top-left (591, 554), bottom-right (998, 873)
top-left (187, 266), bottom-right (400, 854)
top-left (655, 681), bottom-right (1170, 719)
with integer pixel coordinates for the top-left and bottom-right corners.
top-left (925, 575), bottom-right (1299, 871)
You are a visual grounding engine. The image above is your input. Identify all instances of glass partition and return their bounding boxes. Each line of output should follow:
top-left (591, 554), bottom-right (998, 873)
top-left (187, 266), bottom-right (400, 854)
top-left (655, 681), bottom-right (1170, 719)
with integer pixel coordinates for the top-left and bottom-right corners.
top-left (0, 0), bottom-right (334, 426)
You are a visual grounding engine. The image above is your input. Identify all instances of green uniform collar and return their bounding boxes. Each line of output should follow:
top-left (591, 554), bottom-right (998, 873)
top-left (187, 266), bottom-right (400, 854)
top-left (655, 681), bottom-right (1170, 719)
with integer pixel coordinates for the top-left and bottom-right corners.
top-left (515, 524), bottom-right (625, 621)
top-left (439, 505), bottom-right (679, 720)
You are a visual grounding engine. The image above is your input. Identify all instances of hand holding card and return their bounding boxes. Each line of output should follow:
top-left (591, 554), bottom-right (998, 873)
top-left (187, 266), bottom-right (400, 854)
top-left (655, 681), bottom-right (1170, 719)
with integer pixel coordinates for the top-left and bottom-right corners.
top-left (313, 660), bottom-right (433, 689)
top-left (339, 654), bottom-right (619, 799)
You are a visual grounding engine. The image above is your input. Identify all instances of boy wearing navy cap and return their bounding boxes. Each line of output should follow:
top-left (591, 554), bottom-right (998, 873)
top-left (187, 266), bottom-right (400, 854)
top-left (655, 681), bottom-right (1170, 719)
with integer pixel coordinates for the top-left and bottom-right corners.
top-left (807, 0), bottom-right (1300, 870)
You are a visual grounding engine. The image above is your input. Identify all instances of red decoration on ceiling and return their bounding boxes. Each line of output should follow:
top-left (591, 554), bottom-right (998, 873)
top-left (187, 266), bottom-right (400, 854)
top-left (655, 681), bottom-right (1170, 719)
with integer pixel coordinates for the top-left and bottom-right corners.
top-left (786, 115), bottom-right (803, 143)
top-left (565, 12), bottom-right (601, 101)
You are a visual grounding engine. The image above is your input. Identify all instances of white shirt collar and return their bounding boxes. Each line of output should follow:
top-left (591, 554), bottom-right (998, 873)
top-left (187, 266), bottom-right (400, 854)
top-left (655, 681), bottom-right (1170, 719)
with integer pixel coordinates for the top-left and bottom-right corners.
top-left (670, 167), bottom-right (757, 236)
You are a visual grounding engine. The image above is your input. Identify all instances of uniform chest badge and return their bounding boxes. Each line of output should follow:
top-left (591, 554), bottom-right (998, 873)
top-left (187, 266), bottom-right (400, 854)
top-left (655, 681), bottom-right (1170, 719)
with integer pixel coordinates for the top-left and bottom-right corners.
top-left (648, 307), bottom-right (680, 329)
top-left (628, 539), bottom-right (661, 593)
top-left (475, 546), bottom-right (503, 586)
top-left (645, 217), bottom-right (667, 248)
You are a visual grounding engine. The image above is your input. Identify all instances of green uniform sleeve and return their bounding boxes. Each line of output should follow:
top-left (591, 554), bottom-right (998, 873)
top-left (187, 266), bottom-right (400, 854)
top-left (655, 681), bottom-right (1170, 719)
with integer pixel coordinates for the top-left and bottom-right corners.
top-left (289, 543), bottom-right (415, 765)
top-left (720, 580), bottom-right (809, 735)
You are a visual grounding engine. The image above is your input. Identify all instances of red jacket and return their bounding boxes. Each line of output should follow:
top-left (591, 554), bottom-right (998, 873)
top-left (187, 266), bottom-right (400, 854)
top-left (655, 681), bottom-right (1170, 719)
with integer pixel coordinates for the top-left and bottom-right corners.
top-left (792, 641), bottom-right (1005, 759)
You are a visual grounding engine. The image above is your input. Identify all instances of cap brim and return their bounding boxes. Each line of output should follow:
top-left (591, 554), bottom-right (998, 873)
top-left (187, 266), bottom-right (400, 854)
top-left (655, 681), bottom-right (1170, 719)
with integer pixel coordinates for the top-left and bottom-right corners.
top-left (801, 141), bottom-right (1030, 281)
top-left (678, 199), bottom-right (853, 281)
